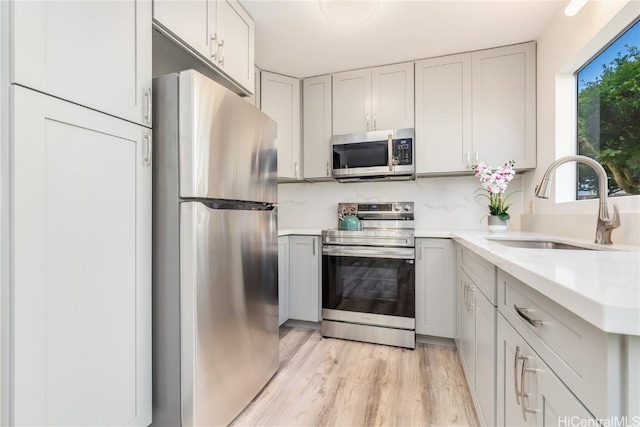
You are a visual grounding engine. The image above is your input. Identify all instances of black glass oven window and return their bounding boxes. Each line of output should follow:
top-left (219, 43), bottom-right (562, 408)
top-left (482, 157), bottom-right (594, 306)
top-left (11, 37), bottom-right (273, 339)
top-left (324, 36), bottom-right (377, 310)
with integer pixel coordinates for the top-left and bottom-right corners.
top-left (341, 265), bottom-right (398, 301)
top-left (322, 255), bottom-right (415, 318)
top-left (332, 140), bottom-right (388, 169)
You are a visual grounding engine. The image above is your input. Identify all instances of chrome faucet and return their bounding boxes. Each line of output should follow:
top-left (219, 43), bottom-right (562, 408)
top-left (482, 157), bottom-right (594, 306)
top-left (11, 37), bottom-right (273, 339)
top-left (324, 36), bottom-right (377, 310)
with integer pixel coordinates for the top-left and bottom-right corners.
top-left (535, 155), bottom-right (621, 245)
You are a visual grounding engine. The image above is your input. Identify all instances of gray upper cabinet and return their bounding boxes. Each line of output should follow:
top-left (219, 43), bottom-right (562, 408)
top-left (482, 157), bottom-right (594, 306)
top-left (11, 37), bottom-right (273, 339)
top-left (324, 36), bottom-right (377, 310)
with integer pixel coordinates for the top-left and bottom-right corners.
top-left (332, 62), bottom-right (414, 135)
top-left (153, 0), bottom-right (255, 94)
top-left (11, 0), bottom-right (152, 127)
top-left (415, 53), bottom-right (472, 174)
top-left (471, 42), bottom-right (536, 169)
top-left (303, 75), bottom-right (332, 180)
top-left (415, 42), bottom-right (536, 174)
top-left (261, 71), bottom-right (302, 180)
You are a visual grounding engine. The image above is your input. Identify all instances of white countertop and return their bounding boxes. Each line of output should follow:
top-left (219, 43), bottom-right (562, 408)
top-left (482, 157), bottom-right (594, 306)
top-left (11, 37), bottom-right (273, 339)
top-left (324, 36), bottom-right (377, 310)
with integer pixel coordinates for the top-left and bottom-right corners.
top-left (451, 231), bottom-right (640, 336)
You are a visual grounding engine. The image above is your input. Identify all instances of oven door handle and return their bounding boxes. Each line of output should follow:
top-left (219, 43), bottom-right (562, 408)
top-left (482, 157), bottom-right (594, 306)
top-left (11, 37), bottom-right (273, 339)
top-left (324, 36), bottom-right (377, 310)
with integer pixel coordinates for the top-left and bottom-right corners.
top-left (322, 245), bottom-right (415, 260)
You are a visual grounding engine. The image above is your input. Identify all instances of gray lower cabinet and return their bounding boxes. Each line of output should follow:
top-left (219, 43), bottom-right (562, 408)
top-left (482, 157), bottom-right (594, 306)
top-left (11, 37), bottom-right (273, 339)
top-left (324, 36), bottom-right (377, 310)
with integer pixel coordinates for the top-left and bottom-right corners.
top-left (456, 241), bottom-right (640, 426)
top-left (415, 239), bottom-right (455, 338)
top-left (278, 236), bottom-right (290, 326)
top-left (497, 269), bottom-right (638, 421)
top-left (11, 86), bottom-right (152, 426)
top-left (455, 243), bottom-right (497, 427)
top-left (497, 315), bottom-right (594, 426)
top-left (278, 235), bottom-right (321, 323)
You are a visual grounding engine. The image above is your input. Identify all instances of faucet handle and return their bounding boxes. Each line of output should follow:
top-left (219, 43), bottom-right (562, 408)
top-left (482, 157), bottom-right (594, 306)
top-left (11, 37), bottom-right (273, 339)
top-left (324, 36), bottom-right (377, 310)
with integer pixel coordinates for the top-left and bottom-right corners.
top-left (607, 204), bottom-right (621, 230)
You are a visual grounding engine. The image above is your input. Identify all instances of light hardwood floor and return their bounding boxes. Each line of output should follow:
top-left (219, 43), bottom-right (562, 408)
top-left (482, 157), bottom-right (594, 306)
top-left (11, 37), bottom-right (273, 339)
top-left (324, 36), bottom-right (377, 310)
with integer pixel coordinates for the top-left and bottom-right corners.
top-left (231, 327), bottom-right (479, 427)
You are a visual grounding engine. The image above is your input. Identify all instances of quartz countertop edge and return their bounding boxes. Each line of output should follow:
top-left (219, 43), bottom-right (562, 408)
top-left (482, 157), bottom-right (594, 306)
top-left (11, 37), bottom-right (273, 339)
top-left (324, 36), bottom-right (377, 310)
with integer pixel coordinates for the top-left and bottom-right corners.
top-left (278, 229), bottom-right (323, 237)
top-left (452, 231), bottom-right (640, 336)
top-left (414, 230), bottom-right (454, 238)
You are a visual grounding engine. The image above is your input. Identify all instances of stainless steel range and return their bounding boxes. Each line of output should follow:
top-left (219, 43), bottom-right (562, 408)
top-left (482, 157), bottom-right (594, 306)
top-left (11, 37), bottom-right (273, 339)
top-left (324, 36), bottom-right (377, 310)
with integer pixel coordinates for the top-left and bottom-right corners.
top-left (321, 202), bottom-right (415, 349)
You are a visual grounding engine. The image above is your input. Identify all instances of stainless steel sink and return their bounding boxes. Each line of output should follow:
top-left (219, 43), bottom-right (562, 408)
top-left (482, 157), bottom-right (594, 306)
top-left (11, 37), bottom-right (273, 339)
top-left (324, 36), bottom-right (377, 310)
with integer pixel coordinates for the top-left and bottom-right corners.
top-left (487, 239), bottom-right (593, 250)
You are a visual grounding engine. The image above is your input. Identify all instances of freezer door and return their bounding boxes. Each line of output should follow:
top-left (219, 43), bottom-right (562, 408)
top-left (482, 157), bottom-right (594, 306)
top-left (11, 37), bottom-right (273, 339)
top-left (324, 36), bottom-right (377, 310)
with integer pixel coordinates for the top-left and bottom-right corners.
top-left (179, 70), bottom-right (277, 203)
top-left (180, 201), bottom-right (279, 427)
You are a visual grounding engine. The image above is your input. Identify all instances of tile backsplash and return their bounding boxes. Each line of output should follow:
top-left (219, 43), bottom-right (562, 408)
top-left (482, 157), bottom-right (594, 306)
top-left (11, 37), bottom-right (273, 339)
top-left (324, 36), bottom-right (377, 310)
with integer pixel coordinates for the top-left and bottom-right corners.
top-left (278, 175), bottom-right (524, 232)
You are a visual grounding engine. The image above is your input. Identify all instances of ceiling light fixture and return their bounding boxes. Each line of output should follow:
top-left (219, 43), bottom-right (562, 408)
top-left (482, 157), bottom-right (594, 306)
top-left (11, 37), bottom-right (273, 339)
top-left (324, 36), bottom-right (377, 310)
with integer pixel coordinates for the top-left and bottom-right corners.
top-left (564, 0), bottom-right (588, 16)
top-left (319, 0), bottom-right (380, 26)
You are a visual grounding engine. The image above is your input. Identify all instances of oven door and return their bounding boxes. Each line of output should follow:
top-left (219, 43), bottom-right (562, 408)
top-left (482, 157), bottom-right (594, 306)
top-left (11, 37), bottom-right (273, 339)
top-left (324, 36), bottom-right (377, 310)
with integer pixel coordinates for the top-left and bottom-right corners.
top-left (322, 245), bottom-right (415, 327)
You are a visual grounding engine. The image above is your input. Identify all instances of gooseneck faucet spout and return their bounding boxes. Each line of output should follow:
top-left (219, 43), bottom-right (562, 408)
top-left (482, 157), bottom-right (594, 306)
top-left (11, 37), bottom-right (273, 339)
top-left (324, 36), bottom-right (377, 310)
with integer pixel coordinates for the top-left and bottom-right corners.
top-left (535, 155), bottom-right (621, 245)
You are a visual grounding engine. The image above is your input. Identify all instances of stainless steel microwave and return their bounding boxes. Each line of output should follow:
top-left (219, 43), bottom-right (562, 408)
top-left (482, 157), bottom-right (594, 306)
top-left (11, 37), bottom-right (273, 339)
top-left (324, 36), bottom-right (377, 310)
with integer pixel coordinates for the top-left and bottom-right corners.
top-left (331, 128), bottom-right (415, 182)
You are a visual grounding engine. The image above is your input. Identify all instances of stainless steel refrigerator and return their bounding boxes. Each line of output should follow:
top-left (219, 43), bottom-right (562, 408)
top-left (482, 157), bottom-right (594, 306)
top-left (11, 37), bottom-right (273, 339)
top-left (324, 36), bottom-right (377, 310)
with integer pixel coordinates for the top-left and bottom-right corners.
top-left (151, 70), bottom-right (279, 427)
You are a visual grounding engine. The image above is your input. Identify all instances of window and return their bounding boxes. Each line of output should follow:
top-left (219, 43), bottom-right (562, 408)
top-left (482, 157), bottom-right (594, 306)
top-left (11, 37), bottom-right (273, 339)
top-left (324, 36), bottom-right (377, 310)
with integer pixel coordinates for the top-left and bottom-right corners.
top-left (576, 19), bottom-right (640, 199)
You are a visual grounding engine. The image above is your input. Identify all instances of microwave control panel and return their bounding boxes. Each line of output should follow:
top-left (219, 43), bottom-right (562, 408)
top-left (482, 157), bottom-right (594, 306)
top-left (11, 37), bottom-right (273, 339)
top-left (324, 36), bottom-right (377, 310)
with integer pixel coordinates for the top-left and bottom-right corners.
top-left (392, 138), bottom-right (413, 165)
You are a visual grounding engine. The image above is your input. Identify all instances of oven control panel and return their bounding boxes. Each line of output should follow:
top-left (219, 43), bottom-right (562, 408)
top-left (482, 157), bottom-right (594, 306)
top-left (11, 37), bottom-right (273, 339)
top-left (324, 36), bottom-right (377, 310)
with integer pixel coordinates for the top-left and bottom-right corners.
top-left (338, 202), bottom-right (414, 220)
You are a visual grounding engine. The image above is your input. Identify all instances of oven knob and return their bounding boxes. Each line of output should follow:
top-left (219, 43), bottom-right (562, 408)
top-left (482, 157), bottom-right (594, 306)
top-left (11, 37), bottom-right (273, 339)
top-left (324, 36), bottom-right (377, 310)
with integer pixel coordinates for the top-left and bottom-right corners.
top-left (393, 204), bottom-right (401, 212)
top-left (404, 204), bottom-right (411, 211)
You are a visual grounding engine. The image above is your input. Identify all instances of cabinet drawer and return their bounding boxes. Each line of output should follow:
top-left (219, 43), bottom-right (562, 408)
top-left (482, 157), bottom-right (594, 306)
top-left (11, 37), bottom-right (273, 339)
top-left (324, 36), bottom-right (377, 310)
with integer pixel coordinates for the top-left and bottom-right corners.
top-left (497, 315), bottom-right (595, 426)
top-left (498, 269), bottom-right (622, 420)
top-left (459, 246), bottom-right (496, 304)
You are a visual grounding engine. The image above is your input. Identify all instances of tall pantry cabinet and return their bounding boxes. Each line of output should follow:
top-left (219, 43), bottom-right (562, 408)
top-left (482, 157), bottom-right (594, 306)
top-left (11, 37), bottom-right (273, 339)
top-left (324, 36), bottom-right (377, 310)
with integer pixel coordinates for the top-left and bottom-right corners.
top-left (2, 1), bottom-right (152, 425)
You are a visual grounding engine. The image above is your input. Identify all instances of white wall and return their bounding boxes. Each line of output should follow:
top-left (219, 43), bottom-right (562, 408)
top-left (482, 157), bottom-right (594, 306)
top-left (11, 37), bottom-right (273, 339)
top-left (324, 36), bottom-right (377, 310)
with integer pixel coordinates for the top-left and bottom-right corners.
top-left (278, 175), bottom-right (524, 232)
top-left (522, 0), bottom-right (640, 246)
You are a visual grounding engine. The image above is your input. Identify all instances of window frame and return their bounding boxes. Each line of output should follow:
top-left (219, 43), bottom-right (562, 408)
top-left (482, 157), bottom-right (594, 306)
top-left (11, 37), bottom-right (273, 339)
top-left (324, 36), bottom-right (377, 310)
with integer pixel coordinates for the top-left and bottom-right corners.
top-left (551, 2), bottom-right (640, 211)
top-left (574, 17), bottom-right (640, 200)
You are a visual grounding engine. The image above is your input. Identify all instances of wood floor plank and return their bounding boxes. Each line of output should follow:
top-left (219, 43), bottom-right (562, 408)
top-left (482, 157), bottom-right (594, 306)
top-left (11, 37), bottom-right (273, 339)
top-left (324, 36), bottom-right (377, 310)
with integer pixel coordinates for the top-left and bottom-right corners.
top-left (231, 327), bottom-right (479, 427)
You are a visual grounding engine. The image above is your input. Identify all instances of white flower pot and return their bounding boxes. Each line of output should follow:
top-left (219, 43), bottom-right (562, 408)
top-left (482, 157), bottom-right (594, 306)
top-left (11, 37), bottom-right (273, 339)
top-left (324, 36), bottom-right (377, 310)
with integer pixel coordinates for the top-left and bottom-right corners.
top-left (488, 216), bottom-right (507, 232)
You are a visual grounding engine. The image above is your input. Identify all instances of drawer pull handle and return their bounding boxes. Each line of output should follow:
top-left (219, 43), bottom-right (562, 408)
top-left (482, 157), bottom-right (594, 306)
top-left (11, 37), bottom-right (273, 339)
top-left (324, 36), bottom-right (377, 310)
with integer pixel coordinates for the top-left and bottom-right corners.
top-left (514, 305), bottom-right (543, 328)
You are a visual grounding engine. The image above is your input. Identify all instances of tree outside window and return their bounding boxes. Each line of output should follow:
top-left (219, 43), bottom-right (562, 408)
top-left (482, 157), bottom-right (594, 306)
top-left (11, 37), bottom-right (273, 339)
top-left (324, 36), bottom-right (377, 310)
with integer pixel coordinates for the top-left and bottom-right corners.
top-left (577, 19), bottom-right (640, 199)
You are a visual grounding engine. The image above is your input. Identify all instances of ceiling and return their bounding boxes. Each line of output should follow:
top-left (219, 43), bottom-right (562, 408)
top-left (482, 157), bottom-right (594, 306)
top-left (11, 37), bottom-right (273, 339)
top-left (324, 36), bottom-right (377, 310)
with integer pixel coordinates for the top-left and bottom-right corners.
top-left (240, 0), bottom-right (566, 78)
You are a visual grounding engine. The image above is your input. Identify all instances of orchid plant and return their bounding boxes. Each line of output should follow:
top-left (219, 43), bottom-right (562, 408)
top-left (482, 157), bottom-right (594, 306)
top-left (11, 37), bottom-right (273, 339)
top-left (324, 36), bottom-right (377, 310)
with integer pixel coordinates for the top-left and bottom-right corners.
top-left (473, 160), bottom-right (517, 221)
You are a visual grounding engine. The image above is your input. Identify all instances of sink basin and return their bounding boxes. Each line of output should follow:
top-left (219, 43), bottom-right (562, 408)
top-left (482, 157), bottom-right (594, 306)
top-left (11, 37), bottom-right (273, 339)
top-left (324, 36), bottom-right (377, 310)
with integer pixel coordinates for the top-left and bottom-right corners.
top-left (487, 239), bottom-right (593, 250)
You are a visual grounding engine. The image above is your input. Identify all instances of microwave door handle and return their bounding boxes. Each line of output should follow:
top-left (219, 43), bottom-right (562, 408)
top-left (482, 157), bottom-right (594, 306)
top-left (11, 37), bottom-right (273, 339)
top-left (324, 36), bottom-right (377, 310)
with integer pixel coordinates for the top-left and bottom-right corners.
top-left (388, 134), bottom-right (393, 172)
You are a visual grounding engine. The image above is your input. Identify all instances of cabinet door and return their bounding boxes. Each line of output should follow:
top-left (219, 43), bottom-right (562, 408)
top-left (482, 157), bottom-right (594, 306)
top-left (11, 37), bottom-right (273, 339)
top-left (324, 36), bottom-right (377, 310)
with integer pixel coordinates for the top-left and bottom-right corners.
top-left (215, 0), bottom-right (255, 93)
top-left (497, 315), bottom-right (538, 427)
top-left (474, 291), bottom-right (496, 427)
top-left (278, 237), bottom-right (290, 326)
top-left (289, 236), bottom-right (320, 322)
top-left (303, 75), bottom-right (332, 179)
top-left (153, 0), bottom-right (212, 59)
top-left (458, 267), bottom-right (475, 389)
top-left (244, 66), bottom-right (261, 107)
top-left (497, 315), bottom-right (594, 426)
top-left (12, 86), bottom-right (151, 426)
top-left (13, 0), bottom-right (152, 127)
top-left (261, 72), bottom-right (301, 180)
top-left (415, 239), bottom-right (454, 338)
top-left (537, 357), bottom-right (595, 426)
top-left (332, 69), bottom-right (371, 134)
top-left (454, 248), bottom-right (462, 345)
top-left (371, 62), bottom-right (414, 131)
top-left (415, 54), bottom-right (472, 174)
top-left (472, 42), bottom-right (536, 169)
